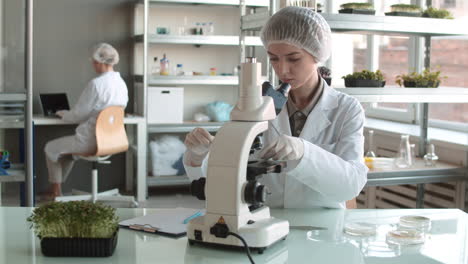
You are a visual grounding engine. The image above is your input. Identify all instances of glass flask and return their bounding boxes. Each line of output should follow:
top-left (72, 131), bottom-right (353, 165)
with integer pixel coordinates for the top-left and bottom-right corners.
top-left (423, 144), bottom-right (439, 166)
top-left (395, 134), bottom-right (412, 168)
top-left (365, 130), bottom-right (376, 158)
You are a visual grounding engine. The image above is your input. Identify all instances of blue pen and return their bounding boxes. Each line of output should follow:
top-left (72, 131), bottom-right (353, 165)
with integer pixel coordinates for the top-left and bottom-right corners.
top-left (183, 211), bottom-right (203, 224)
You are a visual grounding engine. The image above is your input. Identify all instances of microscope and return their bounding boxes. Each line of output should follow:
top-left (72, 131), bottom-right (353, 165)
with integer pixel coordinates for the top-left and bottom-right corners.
top-left (187, 58), bottom-right (289, 254)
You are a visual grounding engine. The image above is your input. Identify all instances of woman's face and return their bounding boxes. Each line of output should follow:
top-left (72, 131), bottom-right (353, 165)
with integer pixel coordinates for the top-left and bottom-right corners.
top-left (267, 43), bottom-right (318, 90)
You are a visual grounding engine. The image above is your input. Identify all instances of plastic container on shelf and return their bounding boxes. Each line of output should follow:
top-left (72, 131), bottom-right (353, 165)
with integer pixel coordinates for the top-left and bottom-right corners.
top-left (207, 22), bottom-right (214, 35)
top-left (209, 67), bottom-right (217, 76)
top-left (160, 54), bottom-right (169, 76)
top-left (176, 64), bottom-right (184, 76)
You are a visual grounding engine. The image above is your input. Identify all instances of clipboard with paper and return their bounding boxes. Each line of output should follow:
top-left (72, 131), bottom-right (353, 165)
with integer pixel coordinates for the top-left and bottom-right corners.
top-left (119, 208), bottom-right (204, 238)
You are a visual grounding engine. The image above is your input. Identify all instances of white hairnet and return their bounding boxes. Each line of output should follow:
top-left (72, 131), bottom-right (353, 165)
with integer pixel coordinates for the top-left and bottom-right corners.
top-left (260, 6), bottom-right (332, 63)
top-left (92, 43), bottom-right (119, 65)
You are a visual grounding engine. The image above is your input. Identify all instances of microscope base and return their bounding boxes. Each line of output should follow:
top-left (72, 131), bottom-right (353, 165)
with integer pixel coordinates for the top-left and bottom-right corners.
top-left (187, 215), bottom-right (289, 254)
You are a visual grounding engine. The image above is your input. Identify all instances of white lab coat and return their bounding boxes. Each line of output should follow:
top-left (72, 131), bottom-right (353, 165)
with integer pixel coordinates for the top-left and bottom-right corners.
top-left (45, 71), bottom-right (128, 162)
top-left (184, 81), bottom-right (368, 209)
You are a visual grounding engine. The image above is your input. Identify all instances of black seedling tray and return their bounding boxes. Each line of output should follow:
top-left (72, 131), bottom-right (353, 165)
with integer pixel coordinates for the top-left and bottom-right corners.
top-left (40, 231), bottom-right (118, 257)
top-left (385, 11), bottom-right (422, 17)
top-left (339, 9), bottom-right (376, 15)
top-left (344, 79), bottom-right (386, 88)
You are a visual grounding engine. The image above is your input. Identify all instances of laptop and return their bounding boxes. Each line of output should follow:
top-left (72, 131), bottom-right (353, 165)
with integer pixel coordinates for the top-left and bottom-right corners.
top-left (39, 93), bottom-right (70, 117)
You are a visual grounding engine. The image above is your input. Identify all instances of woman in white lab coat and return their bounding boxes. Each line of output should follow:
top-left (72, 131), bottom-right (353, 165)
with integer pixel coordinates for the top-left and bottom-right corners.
top-left (43, 43), bottom-right (128, 199)
top-left (183, 7), bottom-right (368, 209)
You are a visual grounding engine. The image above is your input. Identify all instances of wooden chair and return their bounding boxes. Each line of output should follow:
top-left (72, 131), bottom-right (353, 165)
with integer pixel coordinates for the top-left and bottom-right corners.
top-left (55, 106), bottom-right (137, 207)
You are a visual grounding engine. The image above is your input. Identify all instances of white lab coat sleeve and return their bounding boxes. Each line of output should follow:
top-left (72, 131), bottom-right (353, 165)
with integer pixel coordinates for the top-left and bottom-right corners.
top-left (61, 81), bottom-right (98, 123)
top-left (183, 151), bottom-right (209, 181)
top-left (287, 102), bottom-right (368, 202)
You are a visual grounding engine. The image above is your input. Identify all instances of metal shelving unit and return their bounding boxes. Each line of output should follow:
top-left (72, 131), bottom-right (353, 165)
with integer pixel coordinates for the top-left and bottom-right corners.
top-left (147, 75), bottom-right (238, 86)
top-left (138, 0), bottom-right (270, 188)
top-left (0, 164), bottom-right (26, 183)
top-left (335, 87), bottom-right (468, 103)
top-left (242, 12), bottom-right (468, 36)
top-left (135, 34), bottom-right (262, 46)
top-left (148, 0), bottom-right (268, 6)
top-left (0, 0), bottom-right (33, 206)
top-left (240, 1), bottom-right (468, 208)
top-left (147, 121), bottom-right (224, 133)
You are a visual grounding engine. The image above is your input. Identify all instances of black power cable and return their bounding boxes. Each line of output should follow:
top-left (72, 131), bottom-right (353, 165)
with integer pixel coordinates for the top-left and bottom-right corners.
top-left (227, 232), bottom-right (255, 264)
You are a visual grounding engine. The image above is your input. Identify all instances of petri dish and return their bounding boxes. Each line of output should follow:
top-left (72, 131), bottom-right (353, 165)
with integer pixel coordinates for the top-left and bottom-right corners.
top-left (344, 222), bottom-right (377, 236)
top-left (399, 215), bottom-right (431, 232)
top-left (386, 229), bottom-right (425, 246)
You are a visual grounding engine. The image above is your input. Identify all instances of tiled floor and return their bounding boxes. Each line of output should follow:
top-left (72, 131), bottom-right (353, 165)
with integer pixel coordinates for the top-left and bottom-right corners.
top-left (0, 184), bottom-right (204, 209)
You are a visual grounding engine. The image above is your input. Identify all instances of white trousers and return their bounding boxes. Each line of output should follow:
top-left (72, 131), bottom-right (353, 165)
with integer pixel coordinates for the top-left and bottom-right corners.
top-left (44, 135), bottom-right (96, 183)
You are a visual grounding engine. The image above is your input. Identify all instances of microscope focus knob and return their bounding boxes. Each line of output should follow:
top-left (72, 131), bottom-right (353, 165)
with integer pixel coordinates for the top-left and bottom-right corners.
top-left (190, 178), bottom-right (206, 200)
top-left (244, 181), bottom-right (268, 205)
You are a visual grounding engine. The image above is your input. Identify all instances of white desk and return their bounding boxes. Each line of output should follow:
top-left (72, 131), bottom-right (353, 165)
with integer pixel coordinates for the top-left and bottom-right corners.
top-left (33, 115), bottom-right (147, 202)
top-left (1, 207), bottom-right (467, 263)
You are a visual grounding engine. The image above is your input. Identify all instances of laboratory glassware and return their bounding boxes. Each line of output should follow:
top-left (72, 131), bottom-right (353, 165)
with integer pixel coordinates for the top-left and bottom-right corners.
top-left (150, 57), bottom-right (160, 76)
top-left (394, 134), bottom-right (412, 168)
top-left (410, 144), bottom-right (416, 167)
top-left (365, 130), bottom-right (376, 158)
top-left (423, 144), bottom-right (439, 166)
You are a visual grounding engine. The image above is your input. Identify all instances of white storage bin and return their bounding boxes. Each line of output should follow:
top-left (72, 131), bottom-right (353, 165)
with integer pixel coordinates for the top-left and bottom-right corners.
top-left (148, 87), bottom-right (184, 123)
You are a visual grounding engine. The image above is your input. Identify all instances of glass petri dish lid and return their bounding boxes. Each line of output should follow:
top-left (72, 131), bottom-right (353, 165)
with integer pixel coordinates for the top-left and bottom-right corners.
top-left (344, 222), bottom-right (377, 236)
top-left (386, 229), bottom-right (425, 246)
top-left (399, 215), bottom-right (431, 232)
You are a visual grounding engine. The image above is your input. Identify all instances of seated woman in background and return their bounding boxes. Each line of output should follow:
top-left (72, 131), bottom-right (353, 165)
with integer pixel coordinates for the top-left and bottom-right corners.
top-left (43, 43), bottom-right (128, 199)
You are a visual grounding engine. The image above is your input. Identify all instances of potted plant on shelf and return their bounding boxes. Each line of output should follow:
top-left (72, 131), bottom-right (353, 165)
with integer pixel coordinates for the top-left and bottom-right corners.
top-left (339, 2), bottom-right (375, 15)
top-left (342, 69), bottom-right (385, 88)
top-left (385, 4), bottom-right (422, 17)
top-left (318, 66), bottom-right (332, 86)
top-left (27, 201), bottom-right (119, 257)
top-left (423, 7), bottom-right (454, 19)
top-left (395, 69), bottom-right (444, 88)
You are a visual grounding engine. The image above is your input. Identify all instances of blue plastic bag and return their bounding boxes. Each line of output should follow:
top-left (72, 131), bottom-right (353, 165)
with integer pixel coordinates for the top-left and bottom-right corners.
top-left (205, 101), bottom-right (234, 122)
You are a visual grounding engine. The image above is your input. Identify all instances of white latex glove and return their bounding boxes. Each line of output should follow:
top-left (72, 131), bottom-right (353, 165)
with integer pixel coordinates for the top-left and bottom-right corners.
top-left (260, 135), bottom-right (304, 161)
top-left (184, 127), bottom-right (215, 166)
top-left (55, 110), bottom-right (68, 118)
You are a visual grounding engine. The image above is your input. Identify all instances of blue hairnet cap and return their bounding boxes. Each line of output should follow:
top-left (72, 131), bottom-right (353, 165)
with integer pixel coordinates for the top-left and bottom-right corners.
top-left (260, 6), bottom-right (332, 63)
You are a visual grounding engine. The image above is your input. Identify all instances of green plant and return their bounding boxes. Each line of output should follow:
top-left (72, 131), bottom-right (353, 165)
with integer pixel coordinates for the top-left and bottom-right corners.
top-left (390, 4), bottom-right (422, 13)
top-left (342, 69), bottom-right (384, 81)
top-left (340, 2), bottom-right (374, 10)
top-left (395, 68), bottom-right (444, 88)
top-left (423, 7), bottom-right (454, 19)
top-left (27, 201), bottom-right (119, 238)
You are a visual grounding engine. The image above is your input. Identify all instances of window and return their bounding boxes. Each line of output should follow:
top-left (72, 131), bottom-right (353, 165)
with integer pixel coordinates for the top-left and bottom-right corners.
top-left (427, 1), bottom-right (468, 132)
top-left (360, 0), bottom-right (468, 131)
top-left (442, 0), bottom-right (456, 8)
top-left (363, 36), bottom-right (417, 123)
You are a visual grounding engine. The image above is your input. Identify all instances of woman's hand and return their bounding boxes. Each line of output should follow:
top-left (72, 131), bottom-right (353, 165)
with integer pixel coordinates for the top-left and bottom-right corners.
top-left (184, 128), bottom-right (215, 166)
top-left (260, 135), bottom-right (304, 161)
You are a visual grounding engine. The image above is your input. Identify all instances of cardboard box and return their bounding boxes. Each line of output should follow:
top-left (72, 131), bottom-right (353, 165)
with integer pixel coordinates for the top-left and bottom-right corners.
top-left (148, 87), bottom-right (183, 123)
